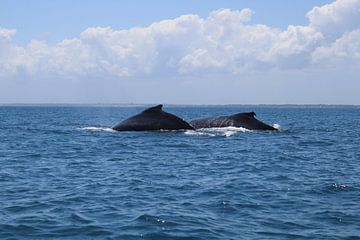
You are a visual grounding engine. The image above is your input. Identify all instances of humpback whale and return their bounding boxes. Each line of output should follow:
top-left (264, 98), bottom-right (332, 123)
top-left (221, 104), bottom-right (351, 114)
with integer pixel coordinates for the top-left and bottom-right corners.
top-left (190, 112), bottom-right (277, 131)
top-left (112, 104), bottom-right (194, 131)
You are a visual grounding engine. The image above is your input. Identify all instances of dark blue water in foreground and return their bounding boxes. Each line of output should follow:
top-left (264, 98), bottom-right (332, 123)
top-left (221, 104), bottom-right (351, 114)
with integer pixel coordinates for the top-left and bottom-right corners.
top-left (1, 105), bottom-right (360, 239)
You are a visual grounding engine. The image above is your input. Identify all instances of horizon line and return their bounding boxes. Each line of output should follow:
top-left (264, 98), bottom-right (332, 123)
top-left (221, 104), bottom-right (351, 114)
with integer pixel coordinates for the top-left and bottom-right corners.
top-left (0, 103), bottom-right (359, 107)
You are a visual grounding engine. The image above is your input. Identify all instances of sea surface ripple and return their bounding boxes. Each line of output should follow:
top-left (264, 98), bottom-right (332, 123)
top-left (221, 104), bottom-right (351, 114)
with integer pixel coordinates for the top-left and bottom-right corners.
top-left (0, 105), bottom-right (359, 239)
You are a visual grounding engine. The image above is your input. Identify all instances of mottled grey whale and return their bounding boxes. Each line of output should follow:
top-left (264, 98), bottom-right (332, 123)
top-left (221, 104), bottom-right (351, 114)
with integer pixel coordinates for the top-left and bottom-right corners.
top-left (190, 112), bottom-right (277, 131)
top-left (112, 104), bottom-right (194, 131)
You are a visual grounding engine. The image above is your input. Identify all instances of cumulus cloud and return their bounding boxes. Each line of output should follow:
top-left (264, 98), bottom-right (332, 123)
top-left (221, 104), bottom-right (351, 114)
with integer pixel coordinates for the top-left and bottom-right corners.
top-left (313, 29), bottom-right (360, 64)
top-left (0, 28), bottom-right (17, 39)
top-left (0, 28), bottom-right (24, 77)
top-left (307, 0), bottom-right (360, 41)
top-left (0, 0), bottom-right (360, 80)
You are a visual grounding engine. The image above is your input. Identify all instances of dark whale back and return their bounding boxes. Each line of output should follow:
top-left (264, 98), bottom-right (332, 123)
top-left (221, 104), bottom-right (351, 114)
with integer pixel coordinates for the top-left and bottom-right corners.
top-left (112, 104), bottom-right (194, 131)
top-left (190, 111), bottom-right (277, 131)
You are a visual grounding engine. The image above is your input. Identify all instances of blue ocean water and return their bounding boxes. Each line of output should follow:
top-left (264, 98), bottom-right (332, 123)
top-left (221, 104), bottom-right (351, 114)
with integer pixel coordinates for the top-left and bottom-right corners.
top-left (0, 105), bottom-right (359, 239)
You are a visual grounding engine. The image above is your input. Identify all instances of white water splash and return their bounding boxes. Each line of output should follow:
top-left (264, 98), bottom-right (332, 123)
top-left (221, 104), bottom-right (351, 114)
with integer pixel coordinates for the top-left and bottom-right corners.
top-left (184, 130), bottom-right (216, 137)
top-left (185, 126), bottom-right (250, 137)
top-left (273, 123), bottom-right (281, 130)
top-left (209, 126), bottom-right (251, 137)
top-left (78, 127), bottom-right (116, 132)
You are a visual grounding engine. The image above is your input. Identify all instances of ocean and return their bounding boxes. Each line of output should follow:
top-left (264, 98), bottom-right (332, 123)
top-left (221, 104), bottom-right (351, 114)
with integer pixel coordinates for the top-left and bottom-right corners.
top-left (0, 105), bottom-right (359, 239)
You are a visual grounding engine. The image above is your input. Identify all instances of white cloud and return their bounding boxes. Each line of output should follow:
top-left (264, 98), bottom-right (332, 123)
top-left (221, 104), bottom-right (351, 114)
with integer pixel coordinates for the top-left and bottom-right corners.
top-left (307, 0), bottom-right (360, 41)
top-left (0, 0), bottom-right (360, 80)
top-left (313, 29), bottom-right (360, 64)
top-left (0, 28), bottom-right (17, 39)
top-left (0, 28), bottom-right (24, 77)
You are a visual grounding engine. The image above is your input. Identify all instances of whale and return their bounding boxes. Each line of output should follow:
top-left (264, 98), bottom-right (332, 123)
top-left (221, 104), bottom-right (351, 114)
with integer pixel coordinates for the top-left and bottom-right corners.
top-left (189, 112), bottom-right (277, 131)
top-left (112, 104), bottom-right (194, 131)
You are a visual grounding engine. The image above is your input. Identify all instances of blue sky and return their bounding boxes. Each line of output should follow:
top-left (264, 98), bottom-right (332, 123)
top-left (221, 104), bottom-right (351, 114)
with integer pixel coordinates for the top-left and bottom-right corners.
top-left (1, 0), bottom-right (359, 104)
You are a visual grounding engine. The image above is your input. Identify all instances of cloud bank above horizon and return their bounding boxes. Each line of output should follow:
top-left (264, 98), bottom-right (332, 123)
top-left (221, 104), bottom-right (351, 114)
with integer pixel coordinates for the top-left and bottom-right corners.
top-left (1, 0), bottom-right (360, 104)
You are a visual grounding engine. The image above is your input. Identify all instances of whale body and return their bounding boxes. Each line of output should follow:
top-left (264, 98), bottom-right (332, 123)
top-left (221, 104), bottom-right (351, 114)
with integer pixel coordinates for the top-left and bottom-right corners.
top-left (112, 104), bottom-right (194, 131)
top-left (190, 112), bottom-right (277, 131)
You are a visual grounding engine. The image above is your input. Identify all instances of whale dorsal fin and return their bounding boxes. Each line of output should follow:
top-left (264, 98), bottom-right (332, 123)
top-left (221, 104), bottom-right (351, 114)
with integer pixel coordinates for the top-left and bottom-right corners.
top-left (233, 111), bottom-right (256, 118)
top-left (142, 104), bottom-right (163, 113)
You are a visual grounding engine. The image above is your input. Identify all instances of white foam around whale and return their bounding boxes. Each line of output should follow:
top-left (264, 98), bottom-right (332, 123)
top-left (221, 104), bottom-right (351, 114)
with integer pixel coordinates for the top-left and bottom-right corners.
top-left (184, 130), bottom-right (216, 137)
top-left (78, 127), bottom-right (116, 132)
top-left (185, 126), bottom-right (251, 137)
top-left (78, 125), bottom-right (280, 135)
top-left (273, 124), bottom-right (281, 130)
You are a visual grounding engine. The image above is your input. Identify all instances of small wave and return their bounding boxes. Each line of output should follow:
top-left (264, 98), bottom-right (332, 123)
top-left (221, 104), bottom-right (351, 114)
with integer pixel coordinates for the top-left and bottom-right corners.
top-left (77, 127), bottom-right (116, 132)
top-left (331, 183), bottom-right (350, 191)
top-left (134, 214), bottom-right (178, 227)
top-left (273, 123), bottom-right (281, 130)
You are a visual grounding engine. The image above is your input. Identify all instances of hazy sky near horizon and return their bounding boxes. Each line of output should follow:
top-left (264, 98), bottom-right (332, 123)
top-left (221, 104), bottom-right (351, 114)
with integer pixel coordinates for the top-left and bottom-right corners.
top-left (1, 0), bottom-right (360, 104)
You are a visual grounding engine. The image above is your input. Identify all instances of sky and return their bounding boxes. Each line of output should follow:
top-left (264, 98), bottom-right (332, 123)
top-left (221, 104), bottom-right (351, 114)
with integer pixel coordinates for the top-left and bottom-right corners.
top-left (1, 0), bottom-right (360, 104)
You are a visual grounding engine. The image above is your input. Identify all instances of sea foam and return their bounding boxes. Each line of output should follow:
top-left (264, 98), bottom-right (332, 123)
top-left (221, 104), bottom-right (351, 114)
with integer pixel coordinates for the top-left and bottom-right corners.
top-left (78, 127), bottom-right (116, 132)
top-left (185, 126), bottom-right (250, 137)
